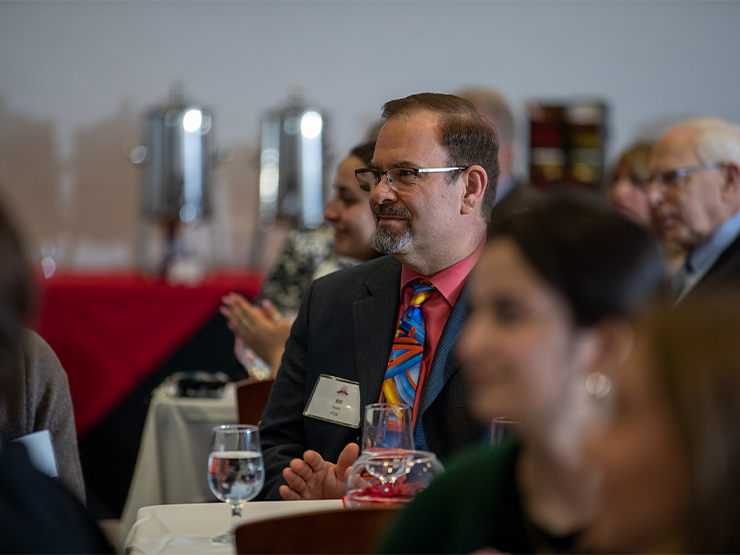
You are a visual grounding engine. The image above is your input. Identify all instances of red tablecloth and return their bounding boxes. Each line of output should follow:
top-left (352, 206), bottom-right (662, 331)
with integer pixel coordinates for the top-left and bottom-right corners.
top-left (33, 272), bottom-right (261, 435)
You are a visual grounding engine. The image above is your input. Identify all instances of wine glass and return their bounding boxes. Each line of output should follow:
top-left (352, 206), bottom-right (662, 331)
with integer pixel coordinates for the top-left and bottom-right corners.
top-left (207, 424), bottom-right (264, 543)
top-left (362, 403), bottom-right (413, 453)
top-left (349, 403), bottom-right (414, 498)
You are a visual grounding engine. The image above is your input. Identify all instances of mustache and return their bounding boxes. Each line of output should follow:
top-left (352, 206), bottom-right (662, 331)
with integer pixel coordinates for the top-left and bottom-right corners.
top-left (373, 204), bottom-right (412, 220)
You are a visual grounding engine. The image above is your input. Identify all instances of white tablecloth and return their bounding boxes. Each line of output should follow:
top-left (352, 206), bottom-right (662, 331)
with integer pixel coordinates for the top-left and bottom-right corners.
top-left (124, 500), bottom-right (345, 554)
top-left (118, 383), bottom-right (238, 551)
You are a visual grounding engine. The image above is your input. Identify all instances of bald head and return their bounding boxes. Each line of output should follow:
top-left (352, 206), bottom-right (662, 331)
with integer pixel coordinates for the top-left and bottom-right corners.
top-left (678, 118), bottom-right (740, 167)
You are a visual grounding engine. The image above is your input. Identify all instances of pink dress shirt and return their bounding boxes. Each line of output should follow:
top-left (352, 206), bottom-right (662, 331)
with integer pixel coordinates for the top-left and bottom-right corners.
top-left (386, 238), bottom-right (485, 425)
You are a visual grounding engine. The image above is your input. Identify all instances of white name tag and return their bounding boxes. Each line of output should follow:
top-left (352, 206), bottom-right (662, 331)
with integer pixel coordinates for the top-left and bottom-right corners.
top-left (303, 375), bottom-right (361, 428)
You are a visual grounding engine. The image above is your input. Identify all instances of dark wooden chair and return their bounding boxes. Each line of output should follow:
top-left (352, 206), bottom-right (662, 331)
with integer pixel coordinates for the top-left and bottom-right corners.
top-left (234, 507), bottom-right (398, 554)
top-left (236, 378), bottom-right (275, 425)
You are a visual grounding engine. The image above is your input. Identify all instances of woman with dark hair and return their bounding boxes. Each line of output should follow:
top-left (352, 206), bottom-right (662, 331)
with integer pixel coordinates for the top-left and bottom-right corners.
top-left (379, 193), bottom-right (665, 554)
top-left (0, 196), bottom-right (112, 553)
top-left (583, 292), bottom-right (740, 554)
top-left (221, 142), bottom-right (378, 375)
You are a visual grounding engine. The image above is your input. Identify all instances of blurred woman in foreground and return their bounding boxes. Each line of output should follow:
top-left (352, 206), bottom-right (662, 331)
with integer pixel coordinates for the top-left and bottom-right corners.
top-left (221, 142), bottom-right (377, 374)
top-left (379, 193), bottom-right (665, 554)
top-left (583, 293), bottom-right (740, 553)
top-left (0, 197), bottom-right (111, 553)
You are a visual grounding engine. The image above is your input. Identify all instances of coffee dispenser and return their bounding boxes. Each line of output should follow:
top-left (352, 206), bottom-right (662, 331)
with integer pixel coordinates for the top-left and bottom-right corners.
top-left (133, 83), bottom-right (219, 280)
top-left (258, 87), bottom-right (331, 230)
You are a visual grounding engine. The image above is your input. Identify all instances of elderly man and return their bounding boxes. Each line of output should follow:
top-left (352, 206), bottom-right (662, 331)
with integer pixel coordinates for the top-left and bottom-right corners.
top-left (257, 93), bottom-right (499, 500)
top-left (648, 117), bottom-right (740, 303)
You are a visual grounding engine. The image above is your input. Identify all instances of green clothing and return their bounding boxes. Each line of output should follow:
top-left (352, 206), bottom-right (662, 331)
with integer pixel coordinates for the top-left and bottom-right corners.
top-left (378, 439), bottom-right (577, 554)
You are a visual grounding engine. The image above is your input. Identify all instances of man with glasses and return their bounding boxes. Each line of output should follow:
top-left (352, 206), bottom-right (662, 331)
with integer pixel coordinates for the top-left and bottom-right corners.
top-left (647, 117), bottom-right (740, 303)
top-left (257, 93), bottom-right (499, 500)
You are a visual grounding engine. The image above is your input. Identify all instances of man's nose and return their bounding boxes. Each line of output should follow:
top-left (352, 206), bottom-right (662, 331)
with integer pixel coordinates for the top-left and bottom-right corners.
top-left (370, 176), bottom-right (398, 205)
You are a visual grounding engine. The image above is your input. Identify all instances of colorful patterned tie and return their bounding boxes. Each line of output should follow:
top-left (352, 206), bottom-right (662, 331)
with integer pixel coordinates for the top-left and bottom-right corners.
top-left (381, 282), bottom-right (436, 407)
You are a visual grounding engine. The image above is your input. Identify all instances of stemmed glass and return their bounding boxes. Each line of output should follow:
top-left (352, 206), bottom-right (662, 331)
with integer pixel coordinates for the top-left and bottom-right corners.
top-left (344, 402), bottom-right (427, 507)
top-left (346, 403), bottom-right (444, 507)
top-left (207, 424), bottom-right (264, 543)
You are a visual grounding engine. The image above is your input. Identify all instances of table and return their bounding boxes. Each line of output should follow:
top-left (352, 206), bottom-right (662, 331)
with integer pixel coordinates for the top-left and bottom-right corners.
top-left (118, 382), bottom-right (238, 551)
top-left (124, 500), bottom-right (345, 554)
top-left (34, 271), bottom-right (261, 435)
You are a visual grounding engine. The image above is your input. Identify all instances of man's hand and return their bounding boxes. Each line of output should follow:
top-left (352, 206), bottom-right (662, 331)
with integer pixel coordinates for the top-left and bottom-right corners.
top-left (279, 443), bottom-right (360, 500)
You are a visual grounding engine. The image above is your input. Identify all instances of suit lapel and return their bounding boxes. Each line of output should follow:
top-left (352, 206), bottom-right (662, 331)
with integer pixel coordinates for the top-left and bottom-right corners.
top-left (699, 232), bottom-right (740, 282)
top-left (685, 232), bottom-right (740, 300)
top-left (353, 257), bottom-right (402, 411)
top-left (415, 283), bottom-right (470, 420)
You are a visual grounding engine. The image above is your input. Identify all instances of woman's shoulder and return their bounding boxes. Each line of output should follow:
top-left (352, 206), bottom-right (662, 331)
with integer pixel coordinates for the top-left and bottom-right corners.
top-left (434, 439), bottom-right (519, 495)
top-left (20, 330), bottom-right (67, 386)
top-left (377, 441), bottom-right (523, 554)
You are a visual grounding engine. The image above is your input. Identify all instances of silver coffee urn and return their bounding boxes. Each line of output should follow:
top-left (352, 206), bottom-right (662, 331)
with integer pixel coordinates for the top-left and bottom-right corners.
top-left (133, 83), bottom-right (219, 282)
top-left (258, 87), bottom-right (331, 231)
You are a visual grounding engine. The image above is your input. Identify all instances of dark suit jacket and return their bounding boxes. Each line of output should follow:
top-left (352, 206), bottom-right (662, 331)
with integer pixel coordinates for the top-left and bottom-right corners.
top-left (681, 232), bottom-right (740, 301)
top-left (258, 255), bottom-right (486, 500)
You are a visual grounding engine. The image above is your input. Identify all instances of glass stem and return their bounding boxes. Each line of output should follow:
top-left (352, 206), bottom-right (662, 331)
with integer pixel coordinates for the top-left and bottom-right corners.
top-left (230, 501), bottom-right (243, 531)
top-left (229, 503), bottom-right (243, 541)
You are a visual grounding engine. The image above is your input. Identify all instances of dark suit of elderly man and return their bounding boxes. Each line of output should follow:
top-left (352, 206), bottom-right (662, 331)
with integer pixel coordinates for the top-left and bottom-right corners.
top-left (257, 93), bottom-right (499, 501)
top-left (647, 118), bottom-right (740, 304)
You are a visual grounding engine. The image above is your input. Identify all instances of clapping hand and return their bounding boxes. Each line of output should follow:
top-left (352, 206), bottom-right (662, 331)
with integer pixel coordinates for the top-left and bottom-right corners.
top-left (220, 293), bottom-right (291, 373)
top-left (279, 443), bottom-right (360, 500)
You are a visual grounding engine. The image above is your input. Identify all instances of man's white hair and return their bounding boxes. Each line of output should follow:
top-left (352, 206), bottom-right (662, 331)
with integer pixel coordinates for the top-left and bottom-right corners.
top-left (680, 117), bottom-right (740, 167)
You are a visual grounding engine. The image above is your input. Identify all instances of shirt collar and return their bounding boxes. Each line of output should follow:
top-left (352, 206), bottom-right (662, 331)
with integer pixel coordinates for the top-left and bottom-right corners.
top-left (686, 209), bottom-right (740, 273)
top-left (400, 238), bottom-right (486, 307)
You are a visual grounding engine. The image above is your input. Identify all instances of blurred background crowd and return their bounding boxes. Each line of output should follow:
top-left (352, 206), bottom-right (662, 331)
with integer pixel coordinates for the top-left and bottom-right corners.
top-left (2, 1), bottom-right (740, 553)
top-left (1, 1), bottom-right (737, 275)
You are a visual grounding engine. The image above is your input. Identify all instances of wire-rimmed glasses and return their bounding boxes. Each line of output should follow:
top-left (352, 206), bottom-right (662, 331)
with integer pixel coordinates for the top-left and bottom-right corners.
top-left (355, 166), bottom-right (469, 192)
top-left (647, 162), bottom-right (724, 190)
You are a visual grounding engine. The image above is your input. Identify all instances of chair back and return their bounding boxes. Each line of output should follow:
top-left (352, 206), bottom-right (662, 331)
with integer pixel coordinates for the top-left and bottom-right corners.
top-left (234, 507), bottom-right (397, 554)
top-left (236, 378), bottom-right (275, 425)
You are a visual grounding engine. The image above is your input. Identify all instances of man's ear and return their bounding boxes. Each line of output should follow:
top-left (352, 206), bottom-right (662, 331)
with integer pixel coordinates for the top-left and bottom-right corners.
top-left (461, 165), bottom-right (488, 216)
top-left (722, 162), bottom-right (740, 200)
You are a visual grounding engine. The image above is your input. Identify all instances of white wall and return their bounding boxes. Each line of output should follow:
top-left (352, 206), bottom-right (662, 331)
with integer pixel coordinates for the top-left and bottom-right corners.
top-left (1, 0), bottom-right (738, 270)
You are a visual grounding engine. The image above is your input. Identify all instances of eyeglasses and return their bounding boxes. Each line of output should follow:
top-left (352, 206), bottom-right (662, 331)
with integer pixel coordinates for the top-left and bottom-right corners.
top-left (355, 166), bottom-right (469, 192)
top-left (647, 162), bottom-right (724, 189)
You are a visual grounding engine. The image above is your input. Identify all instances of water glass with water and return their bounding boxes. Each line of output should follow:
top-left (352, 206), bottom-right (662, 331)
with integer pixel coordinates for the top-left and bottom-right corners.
top-left (207, 424), bottom-right (264, 543)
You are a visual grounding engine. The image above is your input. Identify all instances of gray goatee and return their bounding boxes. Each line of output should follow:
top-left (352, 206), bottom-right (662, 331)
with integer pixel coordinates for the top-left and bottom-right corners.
top-left (372, 204), bottom-right (413, 254)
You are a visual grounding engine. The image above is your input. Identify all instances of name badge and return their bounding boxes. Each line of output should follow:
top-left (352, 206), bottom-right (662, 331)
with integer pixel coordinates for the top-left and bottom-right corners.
top-left (304, 375), bottom-right (361, 428)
